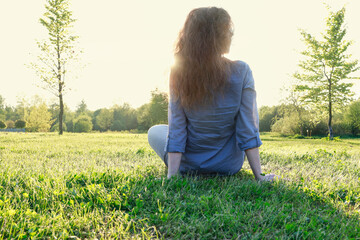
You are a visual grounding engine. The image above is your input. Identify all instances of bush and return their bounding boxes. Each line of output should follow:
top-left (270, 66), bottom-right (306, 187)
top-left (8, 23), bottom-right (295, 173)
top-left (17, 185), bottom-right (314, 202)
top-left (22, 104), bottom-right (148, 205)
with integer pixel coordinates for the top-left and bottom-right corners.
top-left (15, 120), bottom-right (26, 128)
top-left (74, 115), bottom-right (93, 133)
top-left (271, 113), bottom-right (300, 135)
top-left (0, 120), bottom-right (6, 129)
top-left (5, 120), bottom-right (14, 128)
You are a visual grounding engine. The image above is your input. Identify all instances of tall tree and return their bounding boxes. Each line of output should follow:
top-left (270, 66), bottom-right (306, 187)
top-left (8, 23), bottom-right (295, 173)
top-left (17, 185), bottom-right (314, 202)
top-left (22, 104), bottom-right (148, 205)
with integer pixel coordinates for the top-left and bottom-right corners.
top-left (30, 0), bottom-right (80, 135)
top-left (293, 7), bottom-right (359, 139)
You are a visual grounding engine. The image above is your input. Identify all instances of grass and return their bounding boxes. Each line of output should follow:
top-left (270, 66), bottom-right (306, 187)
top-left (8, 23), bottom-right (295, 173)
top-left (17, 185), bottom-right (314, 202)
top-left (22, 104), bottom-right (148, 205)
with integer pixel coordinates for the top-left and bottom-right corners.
top-left (0, 132), bottom-right (359, 239)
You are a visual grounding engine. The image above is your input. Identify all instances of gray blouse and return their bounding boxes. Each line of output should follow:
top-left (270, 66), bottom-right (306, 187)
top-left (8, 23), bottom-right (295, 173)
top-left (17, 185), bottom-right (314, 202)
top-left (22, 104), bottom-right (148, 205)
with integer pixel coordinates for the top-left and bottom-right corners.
top-left (166, 61), bottom-right (262, 175)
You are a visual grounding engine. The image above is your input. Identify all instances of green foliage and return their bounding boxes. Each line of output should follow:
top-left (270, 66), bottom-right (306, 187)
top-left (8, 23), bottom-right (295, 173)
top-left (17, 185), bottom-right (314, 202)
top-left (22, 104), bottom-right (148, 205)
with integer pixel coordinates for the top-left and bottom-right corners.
top-left (148, 89), bottom-right (168, 124)
top-left (75, 99), bottom-right (91, 117)
top-left (271, 112), bottom-right (300, 135)
top-left (345, 100), bottom-right (360, 136)
top-left (49, 102), bottom-right (75, 132)
top-left (111, 103), bottom-right (137, 131)
top-left (259, 106), bottom-right (278, 132)
top-left (0, 133), bottom-right (360, 238)
top-left (51, 122), bottom-right (67, 132)
top-left (293, 7), bottom-right (359, 139)
top-left (137, 103), bottom-right (152, 131)
top-left (74, 115), bottom-right (93, 133)
top-left (26, 103), bottom-right (53, 132)
top-left (15, 120), bottom-right (26, 128)
top-left (0, 120), bottom-right (6, 129)
top-left (137, 89), bottom-right (168, 131)
top-left (96, 109), bottom-right (113, 132)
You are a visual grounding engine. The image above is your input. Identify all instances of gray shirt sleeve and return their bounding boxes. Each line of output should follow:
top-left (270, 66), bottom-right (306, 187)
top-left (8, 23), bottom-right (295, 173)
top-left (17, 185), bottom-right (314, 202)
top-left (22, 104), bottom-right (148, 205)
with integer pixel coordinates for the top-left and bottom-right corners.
top-left (236, 66), bottom-right (262, 151)
top-left (166, 96), bottom-right (187, 153)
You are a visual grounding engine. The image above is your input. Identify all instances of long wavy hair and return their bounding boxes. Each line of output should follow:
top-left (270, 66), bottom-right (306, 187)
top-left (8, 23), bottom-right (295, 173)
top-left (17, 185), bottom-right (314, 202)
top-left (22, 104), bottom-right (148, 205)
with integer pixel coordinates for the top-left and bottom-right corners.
top-left (171, 7), bottom-right (233, 109)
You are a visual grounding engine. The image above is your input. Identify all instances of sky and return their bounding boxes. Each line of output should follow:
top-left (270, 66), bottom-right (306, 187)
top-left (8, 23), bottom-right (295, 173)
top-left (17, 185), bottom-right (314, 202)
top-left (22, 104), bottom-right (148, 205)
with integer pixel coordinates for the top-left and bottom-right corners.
top-left (1, 0), bottom-right (360, 111)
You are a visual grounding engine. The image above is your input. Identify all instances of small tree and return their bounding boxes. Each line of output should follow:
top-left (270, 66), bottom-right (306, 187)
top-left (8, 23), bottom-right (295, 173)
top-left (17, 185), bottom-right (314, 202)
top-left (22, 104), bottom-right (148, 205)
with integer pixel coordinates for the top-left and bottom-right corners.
top-left (293, 7), bottom-right (359, 139)
top-left (0, 120), bottom-right (6, 129)
top-left (30, 0), bottom-right (81, 135)
top-left (26, 103), bottom-right (53, 132)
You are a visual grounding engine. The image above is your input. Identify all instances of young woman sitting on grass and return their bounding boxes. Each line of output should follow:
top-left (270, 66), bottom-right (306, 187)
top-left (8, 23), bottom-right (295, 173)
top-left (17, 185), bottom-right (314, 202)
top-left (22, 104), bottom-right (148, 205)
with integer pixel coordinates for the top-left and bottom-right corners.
top-left (148, 7), bottom-right (276, 181)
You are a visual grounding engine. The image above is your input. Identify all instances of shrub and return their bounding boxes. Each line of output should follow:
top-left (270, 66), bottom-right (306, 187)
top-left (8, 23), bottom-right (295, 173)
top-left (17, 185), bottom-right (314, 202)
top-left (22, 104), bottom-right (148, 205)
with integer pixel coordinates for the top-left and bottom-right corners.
top-left (74, 115), bottom-right (93, 133)
top-left (271, 113), bottom-right (300, 135)
top-left (0, 120), bottom-right (6, 129)
top-left (15, 120), bottom-right (26, 128)
top-left (5, 120), bottom-right (15, 128)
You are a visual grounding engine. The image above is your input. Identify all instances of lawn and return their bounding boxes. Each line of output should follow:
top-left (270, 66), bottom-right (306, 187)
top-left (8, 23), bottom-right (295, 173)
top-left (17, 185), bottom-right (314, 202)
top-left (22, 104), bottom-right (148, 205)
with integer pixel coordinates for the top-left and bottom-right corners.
top-left (0, 132), bottom-right (359, 239)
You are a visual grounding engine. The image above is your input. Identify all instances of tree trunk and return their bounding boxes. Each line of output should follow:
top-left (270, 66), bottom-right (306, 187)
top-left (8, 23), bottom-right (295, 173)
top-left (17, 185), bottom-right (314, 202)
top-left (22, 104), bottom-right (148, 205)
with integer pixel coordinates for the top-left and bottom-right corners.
top-left (59, 92), bottom-right (64, 135)
top-left (57, 36), bottom-right (63, 135)
top-left (328, 85), bottom-right (333, 140)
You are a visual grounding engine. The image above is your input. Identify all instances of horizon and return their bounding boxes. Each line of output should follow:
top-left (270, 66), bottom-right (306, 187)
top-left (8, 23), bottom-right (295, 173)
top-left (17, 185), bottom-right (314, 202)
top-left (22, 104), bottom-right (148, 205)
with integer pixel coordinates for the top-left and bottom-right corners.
top-left (1, 0), bottom-right (360, 111)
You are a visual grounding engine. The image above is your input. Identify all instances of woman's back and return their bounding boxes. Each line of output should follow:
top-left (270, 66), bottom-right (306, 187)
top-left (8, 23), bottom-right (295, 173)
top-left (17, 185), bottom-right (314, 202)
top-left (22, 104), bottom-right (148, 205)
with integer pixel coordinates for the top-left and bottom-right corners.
top-left (167, 61), bottom-right (262, 175)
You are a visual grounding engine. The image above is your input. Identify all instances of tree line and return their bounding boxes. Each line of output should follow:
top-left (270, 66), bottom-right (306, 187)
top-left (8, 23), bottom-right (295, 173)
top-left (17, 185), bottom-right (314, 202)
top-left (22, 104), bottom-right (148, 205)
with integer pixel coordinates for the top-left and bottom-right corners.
top-left (0, 89), bottom-right (168, 133)
top-left (259, 98), bottom-right (360, 137)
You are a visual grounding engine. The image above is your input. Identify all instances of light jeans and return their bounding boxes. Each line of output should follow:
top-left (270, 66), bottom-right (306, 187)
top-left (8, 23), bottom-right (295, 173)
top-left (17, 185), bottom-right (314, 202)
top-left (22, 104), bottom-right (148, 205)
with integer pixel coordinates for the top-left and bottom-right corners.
top-left (147, 125), bottom-right (169, 166)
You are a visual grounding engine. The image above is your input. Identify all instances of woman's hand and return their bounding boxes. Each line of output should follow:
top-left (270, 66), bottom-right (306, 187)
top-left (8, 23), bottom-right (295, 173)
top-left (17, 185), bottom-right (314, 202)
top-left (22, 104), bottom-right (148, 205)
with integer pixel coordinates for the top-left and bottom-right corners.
top-left (167, 152), bottom-right (182, 179)
top-left (257, 173), bottom-right (280, 182)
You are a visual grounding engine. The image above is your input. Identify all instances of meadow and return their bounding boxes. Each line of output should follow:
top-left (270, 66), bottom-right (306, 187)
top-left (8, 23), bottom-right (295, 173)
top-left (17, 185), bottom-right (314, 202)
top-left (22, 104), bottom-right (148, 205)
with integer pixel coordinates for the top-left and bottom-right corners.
top-left (0, 132), bottom-right (359, 239)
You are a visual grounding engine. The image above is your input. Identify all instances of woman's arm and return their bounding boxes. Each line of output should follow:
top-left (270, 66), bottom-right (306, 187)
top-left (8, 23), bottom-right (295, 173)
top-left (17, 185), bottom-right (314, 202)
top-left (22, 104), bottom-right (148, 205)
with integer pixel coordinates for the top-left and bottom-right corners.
top-left (167, 152), bottom-right (182, 179)
top-left (245, 147), bottom-right (276, 181)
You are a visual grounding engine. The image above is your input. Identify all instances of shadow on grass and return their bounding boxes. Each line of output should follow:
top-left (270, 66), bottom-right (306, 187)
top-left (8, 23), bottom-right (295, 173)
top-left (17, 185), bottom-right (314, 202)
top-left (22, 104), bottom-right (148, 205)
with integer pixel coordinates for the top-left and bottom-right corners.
top-left (1, 169), bottom-right (359, 239)
top-left (132, 170), bottom-right (360, 239)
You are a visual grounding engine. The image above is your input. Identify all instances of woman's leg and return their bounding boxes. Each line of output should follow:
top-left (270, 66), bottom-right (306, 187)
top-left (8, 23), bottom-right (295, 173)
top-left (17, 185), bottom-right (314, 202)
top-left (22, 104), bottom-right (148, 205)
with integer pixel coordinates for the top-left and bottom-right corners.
top-left (147, 124), bottom-right (168, 166)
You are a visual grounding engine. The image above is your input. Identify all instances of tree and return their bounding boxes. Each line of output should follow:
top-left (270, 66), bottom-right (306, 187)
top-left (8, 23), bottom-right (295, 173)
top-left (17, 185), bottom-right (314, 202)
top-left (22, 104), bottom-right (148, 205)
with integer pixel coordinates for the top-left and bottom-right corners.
top-left (111, 103), bottom-right (137, 131)
top-left (30, 0), bottom-right (81, 135)
top-left (345, 100), bottom-right (360, 136)
top-left (136, 90), bottom-right (168, 131)
top-left (136, 103), bottom-right (152, 131)
top-left (293, 7), bottom-right (359, 139)
top-left (48, 101), bottom-right (74, 132)
top-left (0, 95), bottom-right (6, 121)
top-left (74, 115), bottom-right (92, 133)
top-left (148, 89), bottom-right (168, 125)
top-left (26, 103), bottom-right (53, 132)
top-left (259, 106), bottom-right (278, 132)
top-left (15, 120), bottom-right (27, 129)
top-left (95, 109), bottom-right (113, 132)
top-left (0, 120), bottom-right (6, 129)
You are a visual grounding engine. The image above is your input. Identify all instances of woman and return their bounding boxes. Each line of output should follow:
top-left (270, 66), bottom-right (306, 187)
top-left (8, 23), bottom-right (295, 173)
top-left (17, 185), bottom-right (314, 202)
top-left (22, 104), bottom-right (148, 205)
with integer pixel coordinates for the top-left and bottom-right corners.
top-left (148, 7), bottom-right (276, 181)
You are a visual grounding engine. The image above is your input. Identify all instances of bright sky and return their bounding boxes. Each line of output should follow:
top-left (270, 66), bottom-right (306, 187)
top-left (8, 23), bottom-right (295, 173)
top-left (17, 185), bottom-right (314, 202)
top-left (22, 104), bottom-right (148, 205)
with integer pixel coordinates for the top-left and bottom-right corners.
top-left (1, 0), bottom-right (360, 110)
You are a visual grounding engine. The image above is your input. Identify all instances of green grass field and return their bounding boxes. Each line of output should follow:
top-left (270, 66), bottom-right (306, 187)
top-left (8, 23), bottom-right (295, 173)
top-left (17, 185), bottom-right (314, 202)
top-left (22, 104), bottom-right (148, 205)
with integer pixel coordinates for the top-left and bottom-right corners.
top-left (0, 132), bottom-right (359, 239)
